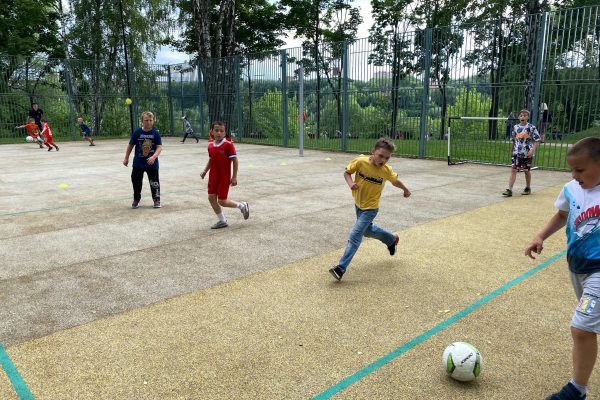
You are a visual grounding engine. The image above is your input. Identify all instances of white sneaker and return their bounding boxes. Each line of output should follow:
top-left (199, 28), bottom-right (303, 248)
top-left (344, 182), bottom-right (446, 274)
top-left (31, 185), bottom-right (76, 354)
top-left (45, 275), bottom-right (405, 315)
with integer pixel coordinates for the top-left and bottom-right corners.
top-left (240, 202), bottom-right (250, 220)
top-left (211, 221), bottom-right (228, 229)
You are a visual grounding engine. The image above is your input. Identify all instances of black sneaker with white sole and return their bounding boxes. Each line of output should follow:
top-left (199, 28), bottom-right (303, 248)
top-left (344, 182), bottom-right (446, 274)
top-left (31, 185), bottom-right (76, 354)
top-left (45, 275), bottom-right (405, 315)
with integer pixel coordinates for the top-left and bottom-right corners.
top-left (329, 266), bottom-right (344, 281)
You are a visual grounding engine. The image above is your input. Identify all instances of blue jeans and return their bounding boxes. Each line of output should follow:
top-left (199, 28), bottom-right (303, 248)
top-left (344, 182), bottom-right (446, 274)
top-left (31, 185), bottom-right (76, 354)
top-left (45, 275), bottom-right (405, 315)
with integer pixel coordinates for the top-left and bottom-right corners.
top-left (338, 206), bottom-right (396, 272)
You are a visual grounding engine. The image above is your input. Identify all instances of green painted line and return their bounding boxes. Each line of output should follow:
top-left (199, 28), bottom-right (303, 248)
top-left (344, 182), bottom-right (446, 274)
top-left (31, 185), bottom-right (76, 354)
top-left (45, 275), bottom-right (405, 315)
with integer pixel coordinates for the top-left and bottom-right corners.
top-left (0, 343), bottom-right (34, 399)
top-left (313, 250), bottom-right (567, 399)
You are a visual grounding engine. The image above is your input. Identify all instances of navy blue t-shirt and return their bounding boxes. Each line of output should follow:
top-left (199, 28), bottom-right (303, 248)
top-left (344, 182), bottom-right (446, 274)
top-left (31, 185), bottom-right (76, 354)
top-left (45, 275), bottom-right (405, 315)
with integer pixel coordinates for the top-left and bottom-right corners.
top-left (128, 127), bottom-right (162, 170)
top-left (80, 123), bottom-right (91, 135)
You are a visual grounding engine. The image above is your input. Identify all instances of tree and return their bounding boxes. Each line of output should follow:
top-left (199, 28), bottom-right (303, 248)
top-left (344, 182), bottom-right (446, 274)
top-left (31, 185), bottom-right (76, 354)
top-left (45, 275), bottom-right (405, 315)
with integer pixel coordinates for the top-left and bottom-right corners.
top-left (63, 0), bottom-right (174, 135)
top-left (175, 0), bottom-right (285, 131)
top-left (282, 0), bottom-right (362, 138)
top-left (368, 0), bottom-right (417, 138)
top-left (0, 0), bottom-right (62, 118)
top-left (409, 0), bottom-right (467, 139)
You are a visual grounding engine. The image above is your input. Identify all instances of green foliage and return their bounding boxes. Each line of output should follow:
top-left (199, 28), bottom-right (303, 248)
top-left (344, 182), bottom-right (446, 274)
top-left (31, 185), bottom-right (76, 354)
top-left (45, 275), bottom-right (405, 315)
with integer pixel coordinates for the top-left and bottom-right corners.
top-left (0, 0), bottom-right (62, 57)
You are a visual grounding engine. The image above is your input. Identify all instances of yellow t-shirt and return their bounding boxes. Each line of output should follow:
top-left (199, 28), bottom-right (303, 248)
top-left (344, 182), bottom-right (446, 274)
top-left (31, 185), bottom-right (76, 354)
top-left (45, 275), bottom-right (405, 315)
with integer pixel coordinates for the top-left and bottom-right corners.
top-left (346, 155), bottom-right (398, 210)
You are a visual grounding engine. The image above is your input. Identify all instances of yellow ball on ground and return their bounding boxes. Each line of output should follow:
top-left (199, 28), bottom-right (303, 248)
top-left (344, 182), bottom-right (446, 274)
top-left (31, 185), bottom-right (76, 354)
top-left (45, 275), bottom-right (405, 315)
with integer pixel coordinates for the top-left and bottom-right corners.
top-left (125, 98), bottom-right (132, 105)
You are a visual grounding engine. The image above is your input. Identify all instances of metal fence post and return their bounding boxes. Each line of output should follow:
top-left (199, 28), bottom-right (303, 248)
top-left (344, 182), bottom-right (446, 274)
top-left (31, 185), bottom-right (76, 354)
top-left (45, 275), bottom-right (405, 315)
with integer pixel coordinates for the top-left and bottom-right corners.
top-left (130, 62), bottom-right (138, 128)
top-left (419, 28), bottom-right (432, 158)
top-left (63, 59), bottom-right (77, 140)
top-left (198, 59), bottom-right (205, 138)
top-left (531, 12), bottom-right (549, 126)
top-left (341, 40), bottom-right (349, 152)
top-left (235, 55), bottom-right (243, 142)
top-left (167, 66), bottom-right (174, 136)
top-left (281, 49), bottom-right (289, 147)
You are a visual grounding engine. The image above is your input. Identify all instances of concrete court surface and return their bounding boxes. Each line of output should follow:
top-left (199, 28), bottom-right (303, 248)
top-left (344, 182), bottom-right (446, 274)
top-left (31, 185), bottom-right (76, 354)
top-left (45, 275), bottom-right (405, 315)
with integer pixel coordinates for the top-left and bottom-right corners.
top-left (0, 138), bottom-right (594, 399)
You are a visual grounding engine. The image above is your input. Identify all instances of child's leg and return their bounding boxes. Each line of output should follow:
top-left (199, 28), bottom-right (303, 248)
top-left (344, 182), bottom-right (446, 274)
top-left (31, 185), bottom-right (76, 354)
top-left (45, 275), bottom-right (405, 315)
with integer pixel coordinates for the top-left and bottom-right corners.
top-left (131, 168), bottom-right (144, 201)
top-left (572, 326), bottom-right (597, 386)
top-left (508, 168), bottom-right (517, 189)
top-left (146, 169), bottom-right (160, 201)
top-left (364, 221), bottom-right (396, 247)
top-left (337, 207), bottom-right (378, 271)
top-left (208, 194), bottom-right (222, 215)
top-left (524, 170), bottom-right (531, 188)
top-left (217, 198), bottom-right (240, 208)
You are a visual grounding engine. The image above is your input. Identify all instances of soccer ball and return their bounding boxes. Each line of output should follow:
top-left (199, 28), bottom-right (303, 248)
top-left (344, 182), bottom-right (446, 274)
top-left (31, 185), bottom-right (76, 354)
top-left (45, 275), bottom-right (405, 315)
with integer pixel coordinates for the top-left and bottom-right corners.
top-left (442, 341), bottom-right (483, 382)
top-left (26, 136), bottom-right (34, 142)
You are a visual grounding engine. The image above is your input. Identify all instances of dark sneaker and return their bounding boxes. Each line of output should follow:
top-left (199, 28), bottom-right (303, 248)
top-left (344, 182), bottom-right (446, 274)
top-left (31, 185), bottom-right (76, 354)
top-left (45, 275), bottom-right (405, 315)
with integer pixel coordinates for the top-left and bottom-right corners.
top-left (48, 147), bottom-right (52, 151)
top-left (521, 187), bottom-right (531, 195)
top-left (329, 266), bottom-right (344, 281)
top-left (388, 235), bottom-right (399, 256)
top-left (56, 147), bottom-right (59, 151)
top-left (502, 189), bottom-right (512, 197)
top-left (545, 382), bottom-right (586, 400)
top-left (153, 200), bottom-right (161, 208)
top-left (131, 200), bottom-right (140, 209)
top-left (241, 202), bottom-right (250, 220)
top-left (211, 221), bottom-right (228, 229)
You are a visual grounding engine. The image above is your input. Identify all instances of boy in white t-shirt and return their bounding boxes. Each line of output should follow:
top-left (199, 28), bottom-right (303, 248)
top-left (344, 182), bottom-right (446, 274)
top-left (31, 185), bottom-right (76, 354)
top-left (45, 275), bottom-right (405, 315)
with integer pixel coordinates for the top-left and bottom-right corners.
top-left (525, 137), bottom-right (600, 400)
top-left (502, 109), bottom-right (541, 197)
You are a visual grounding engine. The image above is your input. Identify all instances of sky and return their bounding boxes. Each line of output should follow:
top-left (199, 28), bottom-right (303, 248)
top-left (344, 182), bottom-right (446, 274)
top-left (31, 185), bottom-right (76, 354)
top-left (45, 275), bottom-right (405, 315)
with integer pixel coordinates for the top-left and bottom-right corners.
top-left (154, 0), bottom-right (374, 65)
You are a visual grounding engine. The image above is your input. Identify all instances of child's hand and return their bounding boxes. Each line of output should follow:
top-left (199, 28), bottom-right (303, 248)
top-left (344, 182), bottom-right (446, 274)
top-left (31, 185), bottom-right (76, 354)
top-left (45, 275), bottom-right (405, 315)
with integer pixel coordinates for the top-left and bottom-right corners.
top-left (200, 171), bottom-right (206, 179)
top-left (349, 183), bottom-right (359, 191)
top-left (231, 177), bottom-right (238, 186)
top-left (524, 238), bottom-right (543, 259)
top-left (527, 151), bottom-right (534, 158)
top-left (147, 156), bottom-right (156, 165)
top-left (123, 158), bottom-right (129, 166)
top-left (403, 188), bottom-right (411, 198)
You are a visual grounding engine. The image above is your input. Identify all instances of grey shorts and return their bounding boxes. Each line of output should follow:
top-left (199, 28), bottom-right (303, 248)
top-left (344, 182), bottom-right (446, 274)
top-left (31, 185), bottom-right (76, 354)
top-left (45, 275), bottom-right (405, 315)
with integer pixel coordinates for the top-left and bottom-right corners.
top-left (570, 271), bottom-right (600, 333)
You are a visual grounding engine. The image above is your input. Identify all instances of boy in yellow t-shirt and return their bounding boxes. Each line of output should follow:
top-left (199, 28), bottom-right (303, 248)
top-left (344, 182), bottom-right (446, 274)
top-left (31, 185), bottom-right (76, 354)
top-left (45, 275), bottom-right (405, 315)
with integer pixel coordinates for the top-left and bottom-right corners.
top-left (329, 137), bottom-right (411, 281)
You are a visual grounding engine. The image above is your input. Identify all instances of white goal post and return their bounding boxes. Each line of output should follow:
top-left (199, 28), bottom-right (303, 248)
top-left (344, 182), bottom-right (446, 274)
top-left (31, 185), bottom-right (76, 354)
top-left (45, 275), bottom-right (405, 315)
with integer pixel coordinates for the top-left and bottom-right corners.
top-left (447, 116), bottom-right (517, 166)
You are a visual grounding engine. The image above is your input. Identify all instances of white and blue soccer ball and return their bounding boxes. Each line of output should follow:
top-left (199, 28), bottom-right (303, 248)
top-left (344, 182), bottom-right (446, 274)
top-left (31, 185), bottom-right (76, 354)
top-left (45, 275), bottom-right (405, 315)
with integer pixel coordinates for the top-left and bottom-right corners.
top-left (26, 136), bottom-right (34, 142)
top-left (442, 341), bottom-right (483, 382)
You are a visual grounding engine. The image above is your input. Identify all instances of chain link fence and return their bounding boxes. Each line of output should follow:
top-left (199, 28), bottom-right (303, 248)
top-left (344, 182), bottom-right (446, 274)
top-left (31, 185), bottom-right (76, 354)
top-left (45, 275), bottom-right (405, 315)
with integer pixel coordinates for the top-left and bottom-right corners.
top-left (1, 6), bottom-right (598, 170)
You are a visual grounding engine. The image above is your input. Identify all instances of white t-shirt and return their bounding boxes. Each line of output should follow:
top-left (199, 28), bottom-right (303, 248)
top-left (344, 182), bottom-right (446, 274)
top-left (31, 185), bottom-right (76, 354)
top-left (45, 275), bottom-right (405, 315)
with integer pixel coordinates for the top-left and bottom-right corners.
top-left (555, 180), bottom-right (600, 273)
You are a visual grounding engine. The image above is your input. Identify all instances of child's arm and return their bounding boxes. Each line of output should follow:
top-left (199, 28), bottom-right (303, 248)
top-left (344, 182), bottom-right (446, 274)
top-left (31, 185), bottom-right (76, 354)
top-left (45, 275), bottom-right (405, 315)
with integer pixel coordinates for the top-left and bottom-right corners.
top-left (15, 124), bottom-right (25, 129)
top-left (391, 179), bottom-right (411, 198)
top-left (344, 171), bottom-right (358, 190)
top-left (230, 157), bottom-right (238, 186)
top-left (123, 144), bottom-right (134, 166)
top-left (527, 141), bottom-right (539, 158)
top-left (147, 145), bottom-right (162, 165)
top-left (200, 159), bottom-right (211, 179)
top-left (524, 210), bottom-right (568, 259)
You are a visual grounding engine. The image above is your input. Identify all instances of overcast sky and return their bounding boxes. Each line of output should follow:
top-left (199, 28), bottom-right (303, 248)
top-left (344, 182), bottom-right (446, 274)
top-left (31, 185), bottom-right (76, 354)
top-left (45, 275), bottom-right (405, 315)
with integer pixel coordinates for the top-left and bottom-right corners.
top-left (154, 0), bottom-right (373, 65)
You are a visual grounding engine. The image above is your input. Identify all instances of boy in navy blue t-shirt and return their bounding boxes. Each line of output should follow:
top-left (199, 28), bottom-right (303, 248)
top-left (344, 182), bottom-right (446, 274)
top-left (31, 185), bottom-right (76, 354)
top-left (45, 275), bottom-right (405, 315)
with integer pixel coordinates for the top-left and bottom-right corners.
top-left (123, 111), bottom-right (162, 208)
top-left (77, 117), bottom-right (95, 146)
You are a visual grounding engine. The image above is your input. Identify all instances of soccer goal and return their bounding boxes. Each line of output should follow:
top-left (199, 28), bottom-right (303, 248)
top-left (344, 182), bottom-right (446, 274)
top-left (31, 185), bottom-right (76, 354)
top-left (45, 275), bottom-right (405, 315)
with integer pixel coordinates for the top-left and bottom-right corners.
top-left (447, 116), bottom-right (516, 167)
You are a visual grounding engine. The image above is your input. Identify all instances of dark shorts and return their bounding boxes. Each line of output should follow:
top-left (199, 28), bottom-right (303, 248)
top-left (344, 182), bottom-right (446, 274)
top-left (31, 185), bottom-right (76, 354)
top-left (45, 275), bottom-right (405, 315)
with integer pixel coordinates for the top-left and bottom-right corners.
top-left (511, 155), bottom-right (532, 171)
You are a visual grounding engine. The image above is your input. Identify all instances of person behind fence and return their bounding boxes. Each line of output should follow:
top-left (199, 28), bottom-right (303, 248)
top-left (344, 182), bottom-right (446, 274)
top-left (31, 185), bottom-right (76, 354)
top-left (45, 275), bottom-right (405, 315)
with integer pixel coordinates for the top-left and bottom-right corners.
top-left (122, 111), bottom-right (162, 209)
top-left (539, 102), bottom-right (552, 143)
top-left (28, 103), bottom-right (44, 132)
top-left (329, 137), bottom-right (411, 281)
top-left (199, 121), bottom-right (249, 229)
top-left (505, 111), bottom-right (516, 139)
top-left (524, 137), bottom-right (600, 400)
top-left (501, 109), bottom-right (540, 197)
top-left (77, 116), bottom-right (95, 146)
top-left (41, 119), bottom-right (59, 151)
top-left (16, 117), bottom-right (44, 148)
top-left (180, 116), bottom-right (199, 143)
